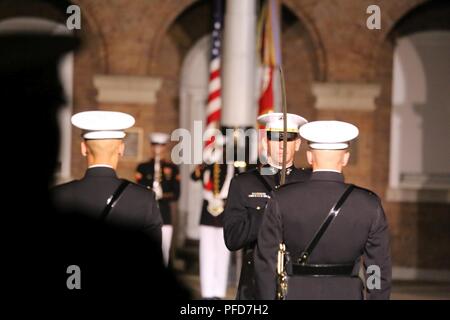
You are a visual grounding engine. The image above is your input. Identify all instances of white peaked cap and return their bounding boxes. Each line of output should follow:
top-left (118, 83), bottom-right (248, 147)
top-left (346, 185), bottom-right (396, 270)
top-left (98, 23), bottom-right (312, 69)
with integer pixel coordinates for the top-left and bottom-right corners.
top-left (149, 132), bottom-right (170, 144)
top-left (299, 120), bottom-right (359, 150)
top-left (71, 111), bottom-right (135, 139)
top-left (257, 112), bottom-right (308, 133)
top-left (0, 17), bottom-right (71, 36)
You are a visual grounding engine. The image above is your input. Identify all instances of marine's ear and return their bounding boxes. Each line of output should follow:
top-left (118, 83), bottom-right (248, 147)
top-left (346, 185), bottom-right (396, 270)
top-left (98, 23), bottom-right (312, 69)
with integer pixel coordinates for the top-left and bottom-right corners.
top-left (306, 150), bottom-right (313, 166)
top-left (81, 141), bottom-right (87, 157)
top-left (118, 141), bottom-right (125, 156)
top-left (342, 151), bottom-right (350, 167)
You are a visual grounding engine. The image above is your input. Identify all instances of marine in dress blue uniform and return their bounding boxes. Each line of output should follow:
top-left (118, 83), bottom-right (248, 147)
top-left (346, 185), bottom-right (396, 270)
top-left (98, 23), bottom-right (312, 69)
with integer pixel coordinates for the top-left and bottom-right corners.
top-left (50, 111), bottom-right (180, 296)
top-left (136, 132), bottom-right (180, 265)
top-left (223, 112), bottom-right (311, 299)
top-left (254, 121), bottom-right (392, 300)
top-left (52, 111), bottom-right (162, 242)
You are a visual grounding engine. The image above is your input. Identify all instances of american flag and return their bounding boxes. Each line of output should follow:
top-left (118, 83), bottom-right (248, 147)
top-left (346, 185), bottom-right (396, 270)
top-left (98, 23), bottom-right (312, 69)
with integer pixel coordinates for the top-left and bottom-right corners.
top-left (204, 0), bottom-right (223, 158)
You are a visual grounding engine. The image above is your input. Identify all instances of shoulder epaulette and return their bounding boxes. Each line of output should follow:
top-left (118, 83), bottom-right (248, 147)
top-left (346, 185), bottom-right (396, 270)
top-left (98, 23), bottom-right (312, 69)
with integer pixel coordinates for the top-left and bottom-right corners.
top-left (351, 184), bottom-right (380, 200)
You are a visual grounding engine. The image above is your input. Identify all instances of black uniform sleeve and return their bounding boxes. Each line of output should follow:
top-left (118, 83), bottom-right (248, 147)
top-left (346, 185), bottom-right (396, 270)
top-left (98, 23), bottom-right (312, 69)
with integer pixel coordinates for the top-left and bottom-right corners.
top-left (143, 190), bottom-right (163, 246)
top-left (223, 177), bottom-right (264, 251)
top-left (363, 203), bottom-right (392, 300)
top-left (135, 163), bottom-right (145, 184)
top-left (254, 197), bottom-right (283, 300)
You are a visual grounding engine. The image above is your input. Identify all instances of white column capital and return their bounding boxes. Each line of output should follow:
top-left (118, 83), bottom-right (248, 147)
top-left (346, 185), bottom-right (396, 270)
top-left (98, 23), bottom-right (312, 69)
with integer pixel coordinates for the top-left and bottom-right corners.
top-left (93, 75), bottom-right (162, 105)
top-left (312, 82), bottom-right (381, 111)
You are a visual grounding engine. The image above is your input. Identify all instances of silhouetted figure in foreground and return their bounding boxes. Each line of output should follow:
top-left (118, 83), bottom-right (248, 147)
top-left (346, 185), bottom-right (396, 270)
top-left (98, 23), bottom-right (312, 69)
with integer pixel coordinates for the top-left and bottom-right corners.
top-left (1, 6), bottom-right (189, 302)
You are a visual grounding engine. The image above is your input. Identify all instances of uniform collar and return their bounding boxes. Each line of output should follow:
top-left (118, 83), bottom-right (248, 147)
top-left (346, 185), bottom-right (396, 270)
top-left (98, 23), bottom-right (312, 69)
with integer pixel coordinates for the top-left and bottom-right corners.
top-left (261, 164), bottom-right (295, 175)
top-left (88, 164), bottom-right (113, 169)
top-left (310, 171), bottom-right (344, 183)
top-left (84, 166), bottom-right (117, 178)
top-left (313, 169), bottom-right (340, 173)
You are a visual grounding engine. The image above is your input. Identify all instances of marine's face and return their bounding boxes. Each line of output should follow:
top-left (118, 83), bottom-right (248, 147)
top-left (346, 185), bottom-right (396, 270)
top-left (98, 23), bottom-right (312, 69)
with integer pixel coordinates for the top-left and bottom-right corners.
top-left (267, 139), bottom-right (297, 166)
top-left (265, 132), bottom-right (301, 166)
top-left (152, 143), bottom-right (166, 155)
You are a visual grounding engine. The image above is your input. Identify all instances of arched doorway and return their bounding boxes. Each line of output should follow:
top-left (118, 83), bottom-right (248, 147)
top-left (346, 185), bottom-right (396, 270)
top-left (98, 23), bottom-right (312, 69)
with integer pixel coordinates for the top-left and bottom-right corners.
top-left (389, 31), bottom-right (450, 198)
top-left (381, 0), bottom-right (450, 281)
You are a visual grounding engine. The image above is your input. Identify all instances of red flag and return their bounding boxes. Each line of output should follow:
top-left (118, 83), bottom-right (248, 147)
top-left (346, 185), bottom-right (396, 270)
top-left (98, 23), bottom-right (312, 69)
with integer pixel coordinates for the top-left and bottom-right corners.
top-left (257, 0), bottom-right (281, 123)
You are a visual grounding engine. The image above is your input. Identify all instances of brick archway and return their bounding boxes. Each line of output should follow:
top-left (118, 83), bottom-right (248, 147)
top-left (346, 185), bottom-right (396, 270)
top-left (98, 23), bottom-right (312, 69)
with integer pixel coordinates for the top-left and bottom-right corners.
top-left (147, 0), bottom-right (324, 169)
top-left (147, 0), bottom-right (326, 81)
top-left (283, 0), bottom-right (326, 81)
top-left (147, 0), bottom-right (198, 75)
top-left (72, 0), bottom-right (108, 73)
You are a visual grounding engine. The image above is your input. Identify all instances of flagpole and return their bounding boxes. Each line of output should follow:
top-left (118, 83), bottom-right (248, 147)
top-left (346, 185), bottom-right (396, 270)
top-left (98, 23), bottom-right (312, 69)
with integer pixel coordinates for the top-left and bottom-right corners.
top-left (272, 0), bottom-right (287, 186)
top-left (279, 65), bottom-right (287, 186)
